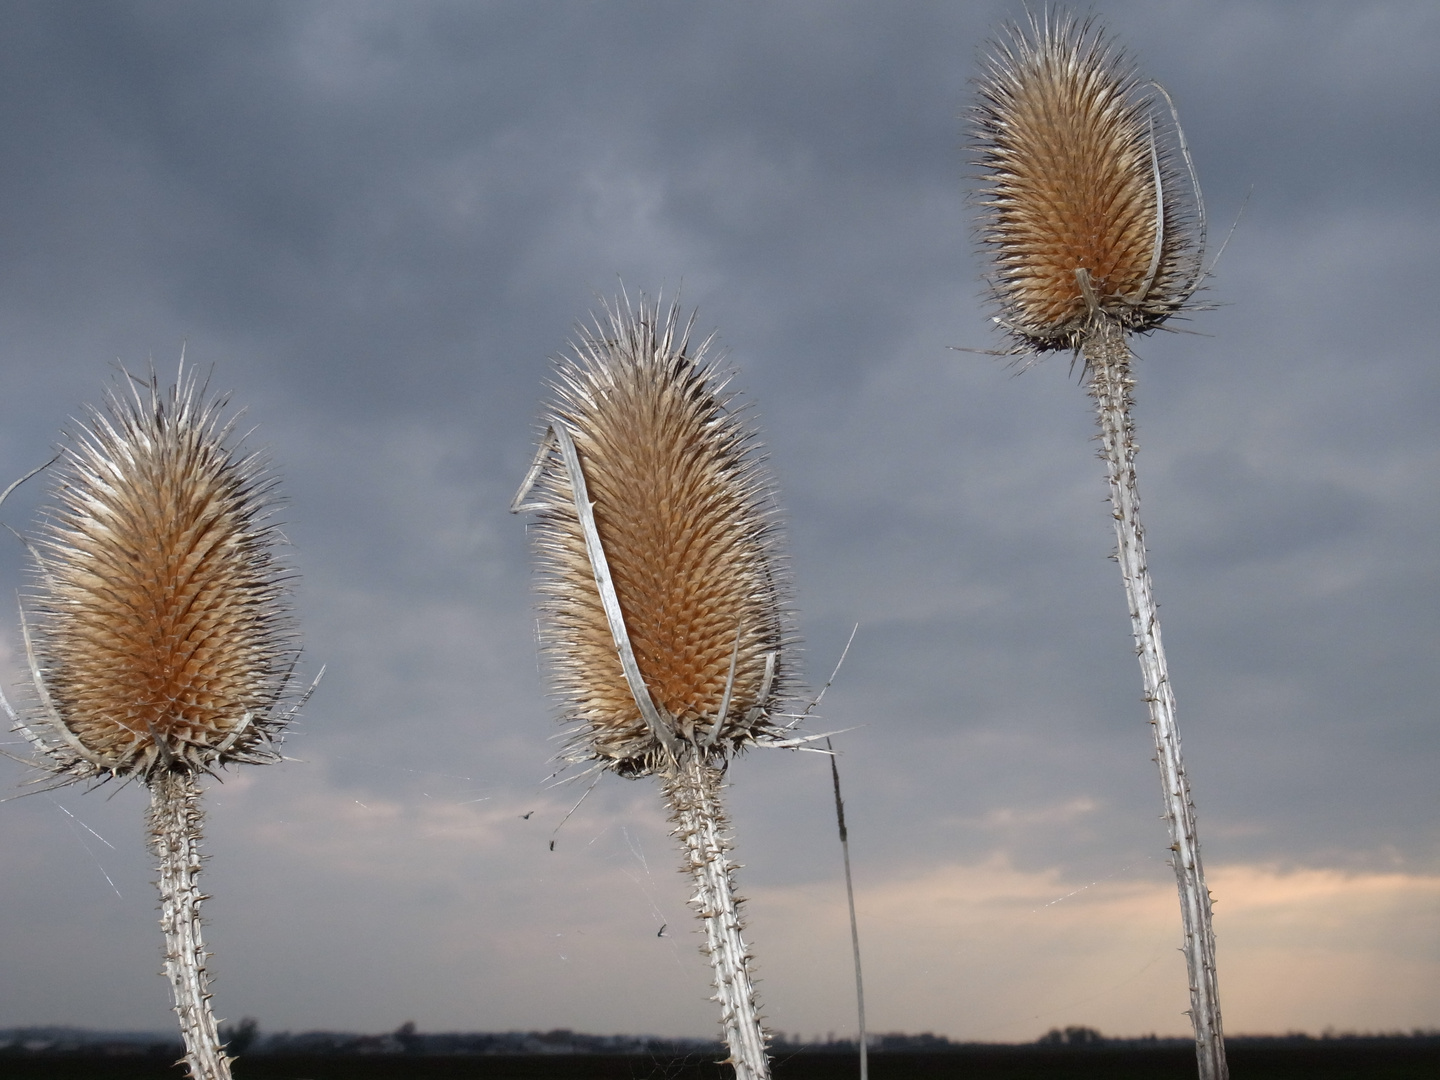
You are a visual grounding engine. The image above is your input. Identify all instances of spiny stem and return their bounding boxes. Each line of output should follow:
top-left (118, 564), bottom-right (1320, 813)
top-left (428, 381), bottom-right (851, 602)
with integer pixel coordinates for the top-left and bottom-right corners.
top-left (148, 772), bottom-right (231, 1080)
top-left (826, 739), bottom-right (867, 1080)
top-left (664, 750), bottom-right (769, 1080)
top-left (1084, 320), bottom-right (1227, 1080)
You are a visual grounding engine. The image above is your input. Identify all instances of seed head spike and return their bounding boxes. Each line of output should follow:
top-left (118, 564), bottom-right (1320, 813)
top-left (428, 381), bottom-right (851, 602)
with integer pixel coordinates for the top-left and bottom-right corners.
top-left (19, 368), bottom-right (299, 784)
top-left (972, 9), bottom-right (1203, 354)
top-left (523, 296), bottom-right (793, 777)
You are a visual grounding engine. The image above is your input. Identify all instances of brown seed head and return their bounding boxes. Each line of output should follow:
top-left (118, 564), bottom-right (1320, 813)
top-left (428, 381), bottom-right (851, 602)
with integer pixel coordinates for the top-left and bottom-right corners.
top-left (528, 298), bottom-right (793, 776)
top-left (973, 11), bottom-right (1203, 353)
top-left (24, 370), bottom-right (298, 782)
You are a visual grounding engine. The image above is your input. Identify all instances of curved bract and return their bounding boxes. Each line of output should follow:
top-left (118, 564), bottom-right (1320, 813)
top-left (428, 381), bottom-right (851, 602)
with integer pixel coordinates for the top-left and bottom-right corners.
top-left (527, 298), bottom-right (793, 777)
top-left (972, 11), bottom-right (1203, 353)
top-left (23, 370), bottom-right (297, 783)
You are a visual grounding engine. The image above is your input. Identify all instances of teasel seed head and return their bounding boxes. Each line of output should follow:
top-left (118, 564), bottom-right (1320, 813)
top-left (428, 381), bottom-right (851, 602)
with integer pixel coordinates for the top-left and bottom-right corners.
top-left (972, 9), bottom-right (1204, 354)
top-left (19, 369), bottom-right (300, 784)
top-left (524, 297), bottom-right (794, 777)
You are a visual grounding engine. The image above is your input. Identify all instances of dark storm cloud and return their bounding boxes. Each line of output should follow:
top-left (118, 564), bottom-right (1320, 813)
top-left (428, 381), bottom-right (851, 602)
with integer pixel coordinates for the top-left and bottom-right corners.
top-left (0, 0), bottom-right (1435, 1039)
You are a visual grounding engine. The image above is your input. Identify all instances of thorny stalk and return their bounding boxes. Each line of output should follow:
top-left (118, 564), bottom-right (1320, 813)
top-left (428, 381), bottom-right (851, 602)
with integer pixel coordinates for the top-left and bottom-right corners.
top-left (148, 771), bottom-right (232, 1080)
top-left (1086, 320), bottom-right (1225, 1079)
top-left (664, 751), bottom-right (769, 1080)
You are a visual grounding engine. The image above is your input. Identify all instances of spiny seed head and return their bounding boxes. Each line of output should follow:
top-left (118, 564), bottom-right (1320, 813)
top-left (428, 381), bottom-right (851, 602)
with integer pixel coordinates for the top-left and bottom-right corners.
top-left (528, 297), bottom-right (794, 777)
top-left (23, 370), bottom-right (299, 783)
top-left (972, 10), bottom-right (1203, 353)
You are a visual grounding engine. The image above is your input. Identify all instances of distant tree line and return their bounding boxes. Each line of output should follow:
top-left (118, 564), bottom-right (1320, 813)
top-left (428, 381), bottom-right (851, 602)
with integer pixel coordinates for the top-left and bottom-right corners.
top-left (3, 1023), bottom-right (1437, 1059)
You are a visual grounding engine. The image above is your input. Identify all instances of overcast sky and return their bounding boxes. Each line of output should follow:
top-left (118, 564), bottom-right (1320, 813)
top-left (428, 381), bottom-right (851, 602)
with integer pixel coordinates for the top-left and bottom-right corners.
top-left (0, 0), bottom-right (1435, 1045)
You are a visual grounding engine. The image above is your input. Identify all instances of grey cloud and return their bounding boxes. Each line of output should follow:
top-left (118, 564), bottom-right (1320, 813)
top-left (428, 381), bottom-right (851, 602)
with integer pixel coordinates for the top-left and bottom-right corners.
top-left (0, 0), bottom-right (1435, 1040)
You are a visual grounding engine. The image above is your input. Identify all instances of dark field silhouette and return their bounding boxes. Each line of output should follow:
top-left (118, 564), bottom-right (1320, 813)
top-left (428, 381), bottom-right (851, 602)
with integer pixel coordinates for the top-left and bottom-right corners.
top-left (3, 1041), bottom-right (1438, 1080)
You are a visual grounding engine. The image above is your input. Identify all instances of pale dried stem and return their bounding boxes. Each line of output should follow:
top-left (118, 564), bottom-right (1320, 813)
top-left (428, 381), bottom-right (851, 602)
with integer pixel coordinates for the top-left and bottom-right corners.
top-left (663, 751), bottom-right (769, 1080)
top-left (148, 772), bottom-right (232, 1080)
top-left (1084, 319), bottom-right (1227, 1080)
top-left (827, 739), bottom-right (867, 1080)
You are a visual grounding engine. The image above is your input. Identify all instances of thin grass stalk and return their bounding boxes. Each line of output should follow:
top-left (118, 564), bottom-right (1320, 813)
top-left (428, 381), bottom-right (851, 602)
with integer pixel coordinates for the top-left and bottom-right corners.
top-left (825, 738), bottom-right (866, 1080)
top-left (1085, 321), bottom-right (1224, 1076)
top-left (149, 772), bottom-right (230, 1080)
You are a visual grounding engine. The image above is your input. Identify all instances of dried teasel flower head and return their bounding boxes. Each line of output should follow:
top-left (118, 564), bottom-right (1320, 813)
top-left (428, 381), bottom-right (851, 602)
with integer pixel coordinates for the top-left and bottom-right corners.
top-left (972, 9), bottom-right (1204, 354)
top-left (16, 369), bottom-right (300, 784)
top-left (519, 297), bottom-right (794, 778)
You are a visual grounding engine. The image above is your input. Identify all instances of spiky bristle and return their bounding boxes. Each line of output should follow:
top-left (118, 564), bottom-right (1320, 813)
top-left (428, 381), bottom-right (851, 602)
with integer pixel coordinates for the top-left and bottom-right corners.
top-left (973, 11), bottom-right (1202, 352)
top-left (26, 370), bottom-right (297, 781)
top-left (530, 298), bottom-right (792, 775)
